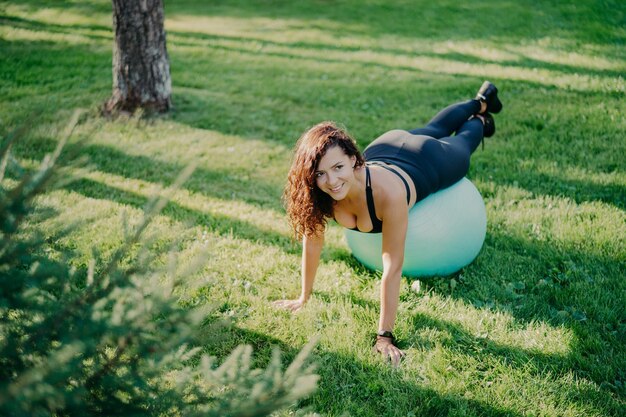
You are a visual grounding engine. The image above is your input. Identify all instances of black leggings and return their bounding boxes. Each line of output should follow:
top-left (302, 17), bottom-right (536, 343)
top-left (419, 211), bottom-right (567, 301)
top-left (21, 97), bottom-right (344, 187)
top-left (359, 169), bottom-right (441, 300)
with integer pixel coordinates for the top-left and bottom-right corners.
top-left (364, 100), bottom-right (484, 202)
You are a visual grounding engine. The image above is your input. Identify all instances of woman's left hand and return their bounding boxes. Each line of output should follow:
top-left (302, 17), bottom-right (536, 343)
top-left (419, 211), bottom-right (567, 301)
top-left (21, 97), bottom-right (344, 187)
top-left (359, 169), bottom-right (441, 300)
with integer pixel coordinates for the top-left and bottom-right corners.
top-left (373, 335), bottom-right (405, 367)
top-left (272, 298), bottom-right (306, 313)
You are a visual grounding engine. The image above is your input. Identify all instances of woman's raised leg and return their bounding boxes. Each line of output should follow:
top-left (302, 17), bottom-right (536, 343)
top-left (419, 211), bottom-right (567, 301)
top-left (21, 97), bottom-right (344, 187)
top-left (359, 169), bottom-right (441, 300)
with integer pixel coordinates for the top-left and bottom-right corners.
top-left (409, 99), bottom-right (481, 138)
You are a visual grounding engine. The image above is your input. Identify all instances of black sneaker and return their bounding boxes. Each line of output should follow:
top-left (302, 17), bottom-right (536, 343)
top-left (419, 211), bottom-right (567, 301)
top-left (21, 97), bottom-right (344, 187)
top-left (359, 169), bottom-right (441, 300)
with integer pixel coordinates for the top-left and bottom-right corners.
top-left (475, 81), bottom-right (503, 114)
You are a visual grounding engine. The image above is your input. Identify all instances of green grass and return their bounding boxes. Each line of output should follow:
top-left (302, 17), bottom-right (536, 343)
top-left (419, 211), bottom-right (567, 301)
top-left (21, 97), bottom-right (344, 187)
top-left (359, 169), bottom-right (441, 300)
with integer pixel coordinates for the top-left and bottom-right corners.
top-left (1, 0), bottom-right (625, 415)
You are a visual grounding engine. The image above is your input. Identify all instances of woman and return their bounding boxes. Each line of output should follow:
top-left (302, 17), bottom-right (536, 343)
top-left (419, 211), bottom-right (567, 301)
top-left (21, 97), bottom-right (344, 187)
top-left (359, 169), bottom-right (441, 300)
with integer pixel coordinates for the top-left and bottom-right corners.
top-left (274, 82), bottom-right (503, 366)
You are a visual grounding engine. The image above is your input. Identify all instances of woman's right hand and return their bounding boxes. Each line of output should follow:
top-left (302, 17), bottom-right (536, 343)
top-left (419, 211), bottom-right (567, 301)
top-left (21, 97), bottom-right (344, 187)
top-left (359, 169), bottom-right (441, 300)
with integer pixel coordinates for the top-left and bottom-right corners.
top-left (272, 297), bottom-right (307, 313)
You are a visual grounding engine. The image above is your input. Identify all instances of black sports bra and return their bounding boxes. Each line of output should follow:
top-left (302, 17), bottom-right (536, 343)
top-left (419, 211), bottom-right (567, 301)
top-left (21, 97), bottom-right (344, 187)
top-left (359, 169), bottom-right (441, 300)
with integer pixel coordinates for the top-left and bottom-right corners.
top-left (351, 163), bottom-right (411, 233)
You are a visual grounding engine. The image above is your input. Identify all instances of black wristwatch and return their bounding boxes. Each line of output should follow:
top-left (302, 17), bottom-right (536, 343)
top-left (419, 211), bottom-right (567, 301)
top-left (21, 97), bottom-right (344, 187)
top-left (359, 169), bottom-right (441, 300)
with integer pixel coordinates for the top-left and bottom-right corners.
top-left (376, 330), bottom-right (395, 340)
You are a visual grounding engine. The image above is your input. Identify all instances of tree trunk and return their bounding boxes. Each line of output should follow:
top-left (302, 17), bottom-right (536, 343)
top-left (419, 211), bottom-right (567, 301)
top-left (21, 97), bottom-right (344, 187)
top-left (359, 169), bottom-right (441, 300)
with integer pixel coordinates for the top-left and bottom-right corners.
top-left (104, 0), bottom-right (171, 114)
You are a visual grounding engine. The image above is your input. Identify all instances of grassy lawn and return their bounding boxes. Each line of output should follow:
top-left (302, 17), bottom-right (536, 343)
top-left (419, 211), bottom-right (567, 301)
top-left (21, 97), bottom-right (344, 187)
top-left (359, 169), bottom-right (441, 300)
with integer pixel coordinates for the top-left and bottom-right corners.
top-left (1, 0), bottom-right (625, 416)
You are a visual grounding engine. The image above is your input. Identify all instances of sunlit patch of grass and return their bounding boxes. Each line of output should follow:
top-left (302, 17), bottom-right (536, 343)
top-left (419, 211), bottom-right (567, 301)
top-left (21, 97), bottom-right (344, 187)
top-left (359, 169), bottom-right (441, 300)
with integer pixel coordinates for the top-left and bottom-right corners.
top-left (166, 14), bottom-right (358, 45)
top-left (0, 25), bottom-right (108, 45)
top-left (2, 2), bottom-right (111, 27)
top-left (80, 170), bottom-right (292, 235)
top-left (93, 121), bottom-right (290, 181)
top-left (403, 293), bottom-right (576, 355)
top-left (504, 39), bottom-right (626, 72)
top-left (166, 15), bottom-right (625, 73)
top-left (487, 185), bottom-right (625, 249)
top-left (168, 31), bottom-right (625, 93)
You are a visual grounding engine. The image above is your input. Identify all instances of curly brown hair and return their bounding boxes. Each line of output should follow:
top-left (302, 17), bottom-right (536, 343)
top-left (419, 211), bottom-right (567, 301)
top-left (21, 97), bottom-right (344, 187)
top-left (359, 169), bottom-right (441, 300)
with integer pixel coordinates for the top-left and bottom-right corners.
top-left (284, 121), bottom-right (365, 239)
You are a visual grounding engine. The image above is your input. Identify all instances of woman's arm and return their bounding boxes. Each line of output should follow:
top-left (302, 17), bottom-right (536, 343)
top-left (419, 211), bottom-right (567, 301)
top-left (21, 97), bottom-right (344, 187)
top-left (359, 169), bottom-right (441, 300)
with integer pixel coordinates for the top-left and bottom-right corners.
top-left (376, 195), bottom-right (408, 366)
top-left (273, 230), bottom-right (325, 312)
top-left (300, 231), bottom-right (325, 302)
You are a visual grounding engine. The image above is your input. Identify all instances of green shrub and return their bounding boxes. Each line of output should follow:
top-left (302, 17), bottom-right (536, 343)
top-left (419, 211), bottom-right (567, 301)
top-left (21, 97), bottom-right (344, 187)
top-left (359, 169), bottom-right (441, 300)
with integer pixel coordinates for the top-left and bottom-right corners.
top-left (0, 113), bottom-right (318, 417)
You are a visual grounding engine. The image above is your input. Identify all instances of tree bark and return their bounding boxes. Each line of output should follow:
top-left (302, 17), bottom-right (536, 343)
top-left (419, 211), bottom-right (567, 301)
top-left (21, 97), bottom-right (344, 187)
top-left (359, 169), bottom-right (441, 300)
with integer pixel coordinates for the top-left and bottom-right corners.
top-left (104, 0), bottom-right (171, 114)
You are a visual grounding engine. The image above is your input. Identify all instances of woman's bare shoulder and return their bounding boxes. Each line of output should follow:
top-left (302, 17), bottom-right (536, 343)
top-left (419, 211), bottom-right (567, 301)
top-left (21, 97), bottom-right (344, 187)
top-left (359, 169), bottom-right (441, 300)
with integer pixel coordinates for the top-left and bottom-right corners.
top-left (371, 166), bottom-right (409, 206)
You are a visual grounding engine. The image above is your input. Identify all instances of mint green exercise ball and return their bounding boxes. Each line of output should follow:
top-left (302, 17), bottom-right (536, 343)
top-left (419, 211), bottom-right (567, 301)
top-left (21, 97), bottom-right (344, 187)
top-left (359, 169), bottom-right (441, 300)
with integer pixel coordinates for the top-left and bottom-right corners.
top-left (344, 178), bottom-right (486, 277)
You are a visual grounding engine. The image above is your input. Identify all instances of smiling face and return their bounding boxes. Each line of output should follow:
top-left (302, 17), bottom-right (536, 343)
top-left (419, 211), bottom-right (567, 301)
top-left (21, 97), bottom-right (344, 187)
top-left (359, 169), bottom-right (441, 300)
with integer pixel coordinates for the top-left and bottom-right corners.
top-left (284, 121), bottom-right (365, 238)
top-left (314, 145), bottom-right (357, 200)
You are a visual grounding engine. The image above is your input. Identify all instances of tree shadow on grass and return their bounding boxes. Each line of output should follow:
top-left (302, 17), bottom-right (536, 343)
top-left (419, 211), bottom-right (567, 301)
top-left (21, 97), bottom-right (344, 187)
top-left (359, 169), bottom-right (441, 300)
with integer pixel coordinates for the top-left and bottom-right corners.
top-left (14, 135), bottom-right (285, 211)
top-left (318, 199), bottom-right (624, 405)
top-left (0, 15), bottom-right (111, 41)
top-left (299, 260), bottom-right (624, 415)
top-left (164, 0), bottom-right (624, 45)
top-left (405, 229), bottom-right (624, 391)
top-left (3, 0), bottom-right (111, 18)
top-left (3, 27), bottom-right (623, 215)
top-left (9, 0), bottom-right (625, 46)
top-left (201, 326), bottom-right (528, 417)
top-left (169, 29), bottom-right (626, 81)
top-left (488, 169), bottom-right (625, 211)
top-left (402, 311), bottom-right (623, 415)
top-left (66, 177), bottom-right (300, 253)
top-left (60, 176), bottom-right (348, 258)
